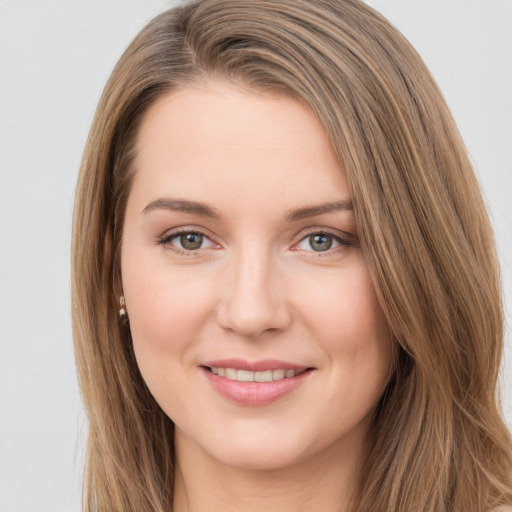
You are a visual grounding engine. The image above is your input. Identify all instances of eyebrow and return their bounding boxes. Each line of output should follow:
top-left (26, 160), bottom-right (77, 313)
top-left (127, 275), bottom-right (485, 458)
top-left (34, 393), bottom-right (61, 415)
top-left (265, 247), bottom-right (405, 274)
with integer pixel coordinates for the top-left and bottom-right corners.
top-left (285, 200), bottom-right (353, 222)
top-left (142, 197), bottom-right (353, 221)
top-left (143, 198), bottom-right (221, 218)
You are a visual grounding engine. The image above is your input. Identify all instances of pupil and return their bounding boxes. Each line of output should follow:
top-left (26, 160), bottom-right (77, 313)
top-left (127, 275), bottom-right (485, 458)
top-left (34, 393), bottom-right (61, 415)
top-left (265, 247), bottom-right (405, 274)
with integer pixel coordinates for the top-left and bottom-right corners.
top-left (181, 233), bottom-right (203, 250)
top-left (310, 233), bottom-right (332, 251)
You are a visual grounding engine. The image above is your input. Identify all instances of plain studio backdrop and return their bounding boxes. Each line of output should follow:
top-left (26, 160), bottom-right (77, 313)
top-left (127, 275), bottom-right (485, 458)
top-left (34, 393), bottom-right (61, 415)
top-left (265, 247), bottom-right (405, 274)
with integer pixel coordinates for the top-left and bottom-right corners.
top-left (0, 1), bottom-right (510, 510)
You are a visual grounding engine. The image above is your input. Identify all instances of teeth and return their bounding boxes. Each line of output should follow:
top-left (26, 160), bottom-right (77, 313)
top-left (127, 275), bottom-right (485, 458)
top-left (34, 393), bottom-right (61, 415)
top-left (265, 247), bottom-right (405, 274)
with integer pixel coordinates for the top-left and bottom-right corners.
top-left (255, 370), bottom-right (273, 382)
top-left (225, 368), bottom-right (237, 380)
top-left (272, 369), bottom-right (285, 380)
top-left (237, 370), bottom-right (254, 382)
top-left (209, 367), bottom-right (304, 382)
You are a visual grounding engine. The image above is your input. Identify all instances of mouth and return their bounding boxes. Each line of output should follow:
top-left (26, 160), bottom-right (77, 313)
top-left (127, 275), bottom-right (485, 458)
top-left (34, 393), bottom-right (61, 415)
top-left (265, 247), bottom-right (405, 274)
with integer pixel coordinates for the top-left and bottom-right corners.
top-left (200, 359), bottom-right (314, 406)
top-left (204, 366), bottom-right (309, 382)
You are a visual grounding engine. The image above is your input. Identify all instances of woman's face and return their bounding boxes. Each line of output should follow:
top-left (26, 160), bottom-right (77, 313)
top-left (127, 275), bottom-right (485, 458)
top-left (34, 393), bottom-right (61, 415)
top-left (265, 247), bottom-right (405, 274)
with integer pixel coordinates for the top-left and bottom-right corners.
top-left (121, 81), bottom-right (392, 470)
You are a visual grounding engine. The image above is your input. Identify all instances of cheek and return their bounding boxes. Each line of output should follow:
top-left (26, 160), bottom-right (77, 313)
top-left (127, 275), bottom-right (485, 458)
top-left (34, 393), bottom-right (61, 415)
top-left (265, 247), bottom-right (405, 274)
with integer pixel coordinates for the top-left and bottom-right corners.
top-left (298, 263), bottom-right (391, 370)
top-left (299, 266), bottom-right (392, 441)
top-left (121, 259), bottom-right (219, 417)
top-left (122, 257), bottom-right (214, 365)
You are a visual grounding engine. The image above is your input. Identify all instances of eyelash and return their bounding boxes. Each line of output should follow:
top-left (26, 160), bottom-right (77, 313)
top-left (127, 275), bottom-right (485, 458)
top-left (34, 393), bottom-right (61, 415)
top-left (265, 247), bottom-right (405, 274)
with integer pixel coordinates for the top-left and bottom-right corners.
top-left (295, 228), bottom-right (357, 255)
top-left (158, 228), bottom-right (217, 256)
top-left (158, 227), bottom-right (357, 256)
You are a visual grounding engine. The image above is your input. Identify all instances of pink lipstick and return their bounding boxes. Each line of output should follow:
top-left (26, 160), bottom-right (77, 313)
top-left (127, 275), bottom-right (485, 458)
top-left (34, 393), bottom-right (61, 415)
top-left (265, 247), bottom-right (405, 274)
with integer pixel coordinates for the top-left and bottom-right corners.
top-left (201, 359), bottom-right (313, 406)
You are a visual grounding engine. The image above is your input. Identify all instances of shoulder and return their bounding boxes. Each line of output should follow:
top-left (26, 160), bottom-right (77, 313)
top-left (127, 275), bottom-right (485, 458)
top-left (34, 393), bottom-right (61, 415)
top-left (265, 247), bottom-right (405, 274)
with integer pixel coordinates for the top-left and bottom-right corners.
top-left (491, 507), bottom-right (512, 512)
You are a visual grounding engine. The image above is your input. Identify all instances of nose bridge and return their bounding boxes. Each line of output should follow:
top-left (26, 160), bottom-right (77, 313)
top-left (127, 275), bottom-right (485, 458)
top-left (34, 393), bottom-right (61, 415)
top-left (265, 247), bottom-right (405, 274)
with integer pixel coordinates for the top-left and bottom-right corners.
top-left (217, 242), bottom-right (290, 337)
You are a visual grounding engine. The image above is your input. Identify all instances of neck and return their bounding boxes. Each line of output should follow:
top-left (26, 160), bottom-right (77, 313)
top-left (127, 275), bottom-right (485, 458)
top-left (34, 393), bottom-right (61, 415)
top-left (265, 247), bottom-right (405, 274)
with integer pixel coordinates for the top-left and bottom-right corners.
top-left (172, 426), bottom-right (369, 512)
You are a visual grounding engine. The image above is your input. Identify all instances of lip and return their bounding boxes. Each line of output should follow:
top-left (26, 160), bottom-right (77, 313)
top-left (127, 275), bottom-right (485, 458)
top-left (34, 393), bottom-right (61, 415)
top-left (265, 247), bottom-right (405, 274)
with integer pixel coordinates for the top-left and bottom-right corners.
top-left (202, 358), bottom-right (310, 372)
top-left (200, 359), bottom-right (313, 406)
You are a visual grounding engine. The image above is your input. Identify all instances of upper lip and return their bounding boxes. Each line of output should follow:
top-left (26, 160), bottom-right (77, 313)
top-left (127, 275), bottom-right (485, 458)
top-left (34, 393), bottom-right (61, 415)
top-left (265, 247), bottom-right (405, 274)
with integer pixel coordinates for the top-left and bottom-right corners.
top-left (201, 359), bottom-right (311, 372)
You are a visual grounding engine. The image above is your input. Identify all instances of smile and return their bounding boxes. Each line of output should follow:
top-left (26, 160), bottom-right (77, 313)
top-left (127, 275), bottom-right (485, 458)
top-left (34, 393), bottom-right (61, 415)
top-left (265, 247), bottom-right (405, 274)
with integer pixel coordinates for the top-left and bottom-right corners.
top-left (201, 360), bottom-right (314, 406)
top-left (207, 367), bottom-right (307, 382)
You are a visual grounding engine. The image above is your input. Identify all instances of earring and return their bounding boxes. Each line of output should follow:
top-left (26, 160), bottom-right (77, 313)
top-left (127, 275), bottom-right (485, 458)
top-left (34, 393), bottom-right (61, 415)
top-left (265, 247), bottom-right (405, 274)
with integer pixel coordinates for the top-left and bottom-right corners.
top-left (119, 296), bottom-right (129, 325)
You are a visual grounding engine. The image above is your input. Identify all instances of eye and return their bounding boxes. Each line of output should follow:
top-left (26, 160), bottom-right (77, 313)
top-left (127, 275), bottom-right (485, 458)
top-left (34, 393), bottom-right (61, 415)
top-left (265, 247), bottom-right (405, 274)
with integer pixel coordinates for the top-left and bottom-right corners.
top-left (160, 231), bottom-right (216, 252)
top-left (295, 231), bottom-right (349, 252)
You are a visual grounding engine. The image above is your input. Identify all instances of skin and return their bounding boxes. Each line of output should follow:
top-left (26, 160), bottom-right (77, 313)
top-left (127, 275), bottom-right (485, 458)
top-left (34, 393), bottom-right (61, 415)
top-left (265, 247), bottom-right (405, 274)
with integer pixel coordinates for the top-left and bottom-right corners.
top-left (121, 80), bottom-right (393, 512)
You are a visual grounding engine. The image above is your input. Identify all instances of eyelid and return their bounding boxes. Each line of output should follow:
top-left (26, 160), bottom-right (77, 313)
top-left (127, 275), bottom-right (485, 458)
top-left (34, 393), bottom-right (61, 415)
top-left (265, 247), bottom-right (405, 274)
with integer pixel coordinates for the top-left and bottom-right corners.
top-left (157, 225), bottom-right (358, 256)
top-left (291, 227), bottom-right (358, 253)
top-left (158, 226), bottom-right (221, 254)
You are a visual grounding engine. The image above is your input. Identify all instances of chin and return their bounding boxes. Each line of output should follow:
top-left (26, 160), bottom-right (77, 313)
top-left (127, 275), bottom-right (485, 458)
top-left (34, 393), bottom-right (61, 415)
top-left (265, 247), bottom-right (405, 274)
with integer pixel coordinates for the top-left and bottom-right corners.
top-left (189, 416), bottom-right (353, 472)
top-left (175, 417), bottom-right (313, 471)
top-left (208, 439), bottom-right (309, 471)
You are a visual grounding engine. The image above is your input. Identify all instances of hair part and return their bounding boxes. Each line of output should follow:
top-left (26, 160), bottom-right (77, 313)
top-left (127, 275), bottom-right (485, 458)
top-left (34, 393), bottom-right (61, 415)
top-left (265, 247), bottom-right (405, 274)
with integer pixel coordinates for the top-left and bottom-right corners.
top-left (72, 1), bottom-right (512, 510)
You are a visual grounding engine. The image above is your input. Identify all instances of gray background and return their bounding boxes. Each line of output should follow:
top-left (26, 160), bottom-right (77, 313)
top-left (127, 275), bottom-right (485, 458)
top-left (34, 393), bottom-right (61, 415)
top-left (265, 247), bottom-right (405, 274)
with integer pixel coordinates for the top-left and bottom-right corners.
top-left (0, 1), bottom-right (510, 510)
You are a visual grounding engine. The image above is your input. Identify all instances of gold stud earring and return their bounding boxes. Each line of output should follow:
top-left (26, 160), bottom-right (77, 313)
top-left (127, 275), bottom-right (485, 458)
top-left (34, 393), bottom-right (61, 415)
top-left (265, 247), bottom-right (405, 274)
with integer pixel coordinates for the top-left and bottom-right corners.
top-left (119, 296), bottom-right (129, 325)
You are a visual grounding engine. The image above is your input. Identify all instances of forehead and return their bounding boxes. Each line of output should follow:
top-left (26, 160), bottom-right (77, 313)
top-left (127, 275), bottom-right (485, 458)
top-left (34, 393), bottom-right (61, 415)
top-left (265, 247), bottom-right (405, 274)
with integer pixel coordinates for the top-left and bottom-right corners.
top-left (131, 80), bottom-right (350, 214)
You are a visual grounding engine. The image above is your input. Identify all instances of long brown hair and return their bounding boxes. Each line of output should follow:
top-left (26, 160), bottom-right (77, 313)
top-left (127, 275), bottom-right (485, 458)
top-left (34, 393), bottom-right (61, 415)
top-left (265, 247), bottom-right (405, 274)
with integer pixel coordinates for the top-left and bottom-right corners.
top-left (72, 1), bottom-right (512, 510)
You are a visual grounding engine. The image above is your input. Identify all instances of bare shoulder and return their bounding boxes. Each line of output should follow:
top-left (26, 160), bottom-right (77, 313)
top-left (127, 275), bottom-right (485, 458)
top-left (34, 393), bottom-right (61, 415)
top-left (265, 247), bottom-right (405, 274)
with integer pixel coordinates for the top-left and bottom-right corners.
top-left (491, 507), bottom-right (512, 512)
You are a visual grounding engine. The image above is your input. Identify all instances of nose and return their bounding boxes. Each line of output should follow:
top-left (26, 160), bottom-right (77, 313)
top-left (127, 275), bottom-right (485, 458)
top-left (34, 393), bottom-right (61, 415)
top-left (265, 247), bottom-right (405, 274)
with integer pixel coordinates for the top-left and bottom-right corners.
top-left (216, 246), bottom-right (292, 339)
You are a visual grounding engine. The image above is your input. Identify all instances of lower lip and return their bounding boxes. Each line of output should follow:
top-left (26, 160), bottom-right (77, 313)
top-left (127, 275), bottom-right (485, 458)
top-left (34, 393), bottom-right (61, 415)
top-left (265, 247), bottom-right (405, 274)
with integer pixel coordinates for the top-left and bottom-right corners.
top-left (202, 367), bottom-right (313, 406)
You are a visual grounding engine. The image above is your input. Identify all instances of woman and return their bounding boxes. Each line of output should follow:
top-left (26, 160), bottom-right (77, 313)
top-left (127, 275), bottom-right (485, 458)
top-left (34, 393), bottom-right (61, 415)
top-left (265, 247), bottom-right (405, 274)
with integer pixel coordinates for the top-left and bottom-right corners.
top-left (72, 0), bottom-right (512, 510)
